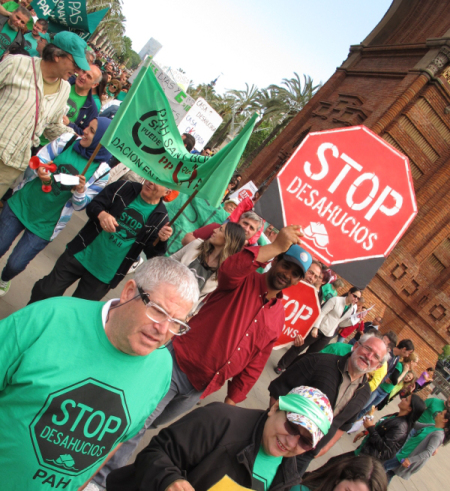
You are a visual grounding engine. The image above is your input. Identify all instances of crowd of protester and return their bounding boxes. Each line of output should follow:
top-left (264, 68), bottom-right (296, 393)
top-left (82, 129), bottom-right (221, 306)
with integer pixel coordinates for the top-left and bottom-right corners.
top-left (0, 6), bottom-right (448, 491)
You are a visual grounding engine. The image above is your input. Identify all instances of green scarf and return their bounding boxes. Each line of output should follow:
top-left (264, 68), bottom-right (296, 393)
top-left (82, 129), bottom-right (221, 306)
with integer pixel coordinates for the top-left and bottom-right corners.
top-left (396, 426), bottom-right (443, 461)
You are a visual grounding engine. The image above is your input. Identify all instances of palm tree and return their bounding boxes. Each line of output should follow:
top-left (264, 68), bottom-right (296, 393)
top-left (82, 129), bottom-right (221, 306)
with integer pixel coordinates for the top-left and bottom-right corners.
top-left (209, 83), bottom-right (260, 148)
top-left (239, 73), bottom-right (320, 170)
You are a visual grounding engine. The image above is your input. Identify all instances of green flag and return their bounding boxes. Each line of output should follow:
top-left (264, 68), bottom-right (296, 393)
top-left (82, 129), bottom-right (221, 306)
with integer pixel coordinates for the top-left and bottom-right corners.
top-left (101, 57), bottom-right (257, 209)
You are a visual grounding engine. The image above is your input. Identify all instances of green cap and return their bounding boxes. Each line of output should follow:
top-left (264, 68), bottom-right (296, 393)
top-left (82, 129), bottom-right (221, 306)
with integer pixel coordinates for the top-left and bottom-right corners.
top-left (52, 31), bottom-right (89, 71)
top-left (38, 32), bottom-right (51, 43)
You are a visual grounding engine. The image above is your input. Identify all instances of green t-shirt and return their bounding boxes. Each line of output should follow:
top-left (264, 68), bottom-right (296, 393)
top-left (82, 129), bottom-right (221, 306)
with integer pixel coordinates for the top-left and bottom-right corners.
top-left (67, 84), bottom-right (88, 123)
top-left (380, 362), bottom-right (402, 394)
top-left (396, 426), bottom-right (443, 461)
top-left (419, 398), bottom-right (445, 425)
top-left (252, 445), bottom-right (283, 491)
top-left (0, 297), bottom-right (172, 490)
top-left (92, 94), bottom-right (101, 112)
top-left (116, 91), bottom-right (127, 101)
top-left (0, 21), bottom-right (18, 57)
top-left (8, 142), bottom-right (99, 241)
top-left (321, 283), bottom-right (337, 303)
top-left (3, 1), bottom-right (33, 30)
top-left (321, 342), bottom-right (352, 356)
top-left (23, 31), bottom-right (39, 56)
top-left (75, 196), bottom-right (157, 283)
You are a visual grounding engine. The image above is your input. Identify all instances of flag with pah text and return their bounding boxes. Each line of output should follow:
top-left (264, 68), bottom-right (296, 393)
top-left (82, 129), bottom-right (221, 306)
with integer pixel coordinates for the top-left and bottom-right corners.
top-left (101, 57), bottom-right (257, 208)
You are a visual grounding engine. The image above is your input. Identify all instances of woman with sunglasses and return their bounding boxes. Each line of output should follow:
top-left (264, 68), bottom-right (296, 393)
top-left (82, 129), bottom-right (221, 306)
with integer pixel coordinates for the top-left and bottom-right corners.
top-left (106, 386), bottom-right (333, 491)
top-left (170, 222), bottom-right (245, 313)
top-left (275, 286), bottom-right (362, 373)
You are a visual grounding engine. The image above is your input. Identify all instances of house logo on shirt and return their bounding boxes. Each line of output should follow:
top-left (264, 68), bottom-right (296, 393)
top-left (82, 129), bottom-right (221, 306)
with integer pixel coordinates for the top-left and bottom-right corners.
top-left (29, 379), bottom-right (131, 476)
top-left (0, 32), bottom-right (12, 51)
top-left (52, 163), bottom-right (79, 195)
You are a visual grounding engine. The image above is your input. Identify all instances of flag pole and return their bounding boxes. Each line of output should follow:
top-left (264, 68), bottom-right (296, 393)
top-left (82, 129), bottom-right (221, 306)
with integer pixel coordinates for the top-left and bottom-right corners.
top-left (81, 143), bottom-right (103, 176)
top-left (153, 189), bottom-right (200, 246)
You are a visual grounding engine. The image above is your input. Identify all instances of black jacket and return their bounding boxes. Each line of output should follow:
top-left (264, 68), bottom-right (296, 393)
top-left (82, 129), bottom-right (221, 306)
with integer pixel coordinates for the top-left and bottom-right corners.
top-left (269, 352), bottom-right (371, 454)
top-left (359, 414), bottom-right (410, 461)
top-left (107, 403), bottom-right (301, 491)
top-left (66, 180), bottom-right (169, 288)
top-left (0, 14), bottom-right (24, 52)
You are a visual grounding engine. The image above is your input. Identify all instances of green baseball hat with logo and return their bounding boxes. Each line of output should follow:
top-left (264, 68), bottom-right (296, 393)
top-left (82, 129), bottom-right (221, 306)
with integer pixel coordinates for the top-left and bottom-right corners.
top-left (52, 31), bottom-right (89, 71)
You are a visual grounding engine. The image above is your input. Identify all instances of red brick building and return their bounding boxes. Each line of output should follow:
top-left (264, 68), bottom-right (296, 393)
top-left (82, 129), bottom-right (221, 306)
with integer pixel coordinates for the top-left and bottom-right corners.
top-left (244, 0), bottom-right (450, 369)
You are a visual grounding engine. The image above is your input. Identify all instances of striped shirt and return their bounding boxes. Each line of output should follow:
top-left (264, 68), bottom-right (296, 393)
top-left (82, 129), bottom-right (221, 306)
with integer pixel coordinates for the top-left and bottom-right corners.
top-left (14, 133), bottom-right (110, 240)
top-left (0, 55), bottom-right (72, 171)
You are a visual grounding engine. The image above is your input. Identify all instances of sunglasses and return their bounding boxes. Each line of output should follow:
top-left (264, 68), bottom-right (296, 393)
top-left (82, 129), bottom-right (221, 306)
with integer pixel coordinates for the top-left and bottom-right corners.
top-left (283, 414), bottom-right (314, 448)
top-left (351, 293), bottom-right (361, 299)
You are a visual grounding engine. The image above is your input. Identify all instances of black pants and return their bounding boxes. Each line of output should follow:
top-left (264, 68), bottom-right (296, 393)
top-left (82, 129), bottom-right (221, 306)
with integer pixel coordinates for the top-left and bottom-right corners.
top-left (277, 331), bottom-right (334, 369)
top-left (29, 250), bottom-right (111, 304)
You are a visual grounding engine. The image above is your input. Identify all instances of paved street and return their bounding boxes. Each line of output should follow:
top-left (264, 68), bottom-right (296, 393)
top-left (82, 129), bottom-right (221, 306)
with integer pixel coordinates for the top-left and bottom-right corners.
top-left (0, 208), bottom-right (448, 490)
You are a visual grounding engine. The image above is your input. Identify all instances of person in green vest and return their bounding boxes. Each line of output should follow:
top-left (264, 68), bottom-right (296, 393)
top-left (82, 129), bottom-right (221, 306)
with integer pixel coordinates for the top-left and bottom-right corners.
top-left (295, 454), bottom-right (387, 491)
top-left (0, 118), bottom-right (113, 297)
top-left (0, 5), bottom-right (30, 57)
top-left (383, 408), bottom-right (450, 482)
top-left (0, 0), bottom-right (33, 31)
top-left (23, 18), bottom-right (48, 57)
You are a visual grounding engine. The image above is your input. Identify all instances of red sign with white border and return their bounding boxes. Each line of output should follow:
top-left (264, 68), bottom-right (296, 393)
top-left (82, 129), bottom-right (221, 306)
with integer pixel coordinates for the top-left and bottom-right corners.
top-left (274, 280), bottom-right (321, 349)
top-left (277, 126), bottom-right (417, 265)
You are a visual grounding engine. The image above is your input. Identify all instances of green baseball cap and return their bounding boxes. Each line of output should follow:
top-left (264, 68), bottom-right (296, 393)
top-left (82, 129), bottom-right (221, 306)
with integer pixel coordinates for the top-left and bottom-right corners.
top-left (38, 32), bottom-right (51, 43)
top-left (52, 31), bottom-right (89, 71)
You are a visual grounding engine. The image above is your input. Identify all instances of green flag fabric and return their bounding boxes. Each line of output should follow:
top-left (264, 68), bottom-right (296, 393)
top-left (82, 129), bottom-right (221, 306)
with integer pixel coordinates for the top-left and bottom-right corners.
top-left (165, 195), bottom-right (230, 255)
top-left (101, 57), bottom-right (257, 209)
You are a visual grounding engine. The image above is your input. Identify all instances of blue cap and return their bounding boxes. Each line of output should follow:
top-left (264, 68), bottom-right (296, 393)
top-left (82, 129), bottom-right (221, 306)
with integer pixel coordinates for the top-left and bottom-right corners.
top-left (283, 245), bottom-right (312, 276)
top-left (38, 32), bottom-right (51, 43)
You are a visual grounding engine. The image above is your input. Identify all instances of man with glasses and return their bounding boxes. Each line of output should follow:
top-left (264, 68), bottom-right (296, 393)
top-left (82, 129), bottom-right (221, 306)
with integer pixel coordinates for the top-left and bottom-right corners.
top-left (0, 256), bottom-right (199, 491)
top-left (106, 386), bottom-right (333, 491)
top-left (269, 333), bottom-right (388, 477)
top-left (29, 180), bottom-right (174, 303)
top-left (0, 31), bottom-right (90, 199)
top-left (91, 225), bottom-right (309, 490)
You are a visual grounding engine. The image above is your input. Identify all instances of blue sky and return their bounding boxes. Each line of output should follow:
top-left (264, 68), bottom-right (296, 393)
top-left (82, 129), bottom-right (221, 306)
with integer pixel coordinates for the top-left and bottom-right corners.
top-left (122, 0), bottom-right (393, 94)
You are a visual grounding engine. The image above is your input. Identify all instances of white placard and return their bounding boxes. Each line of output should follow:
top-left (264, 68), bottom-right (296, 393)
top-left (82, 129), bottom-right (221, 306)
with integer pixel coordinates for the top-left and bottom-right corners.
top-left (177, 98), bottom-right (223, 151)
top-left (54, 174), bottom-right (80, 185)
top-left (229, 181), bottom-right (258, 202)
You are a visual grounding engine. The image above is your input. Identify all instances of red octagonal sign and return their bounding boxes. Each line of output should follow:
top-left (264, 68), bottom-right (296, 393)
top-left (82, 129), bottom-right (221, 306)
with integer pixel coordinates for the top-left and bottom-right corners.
top-left (277, 126), bottom-right (417, 265)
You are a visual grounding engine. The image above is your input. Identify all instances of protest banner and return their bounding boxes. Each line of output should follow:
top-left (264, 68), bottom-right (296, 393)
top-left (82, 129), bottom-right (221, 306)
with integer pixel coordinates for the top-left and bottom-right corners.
top-left (101, 57), bottom-right (257, 209)
top-left (32, 1), bottom-right (108, 40)
top-left (229, 181), bottom-right (258, 202)
top-left (148, 59), bottom-right (195, 125)
top-left (177, 98), bottom-right (223, 151)
top-left (254, 126), bottom-right (417, 287)
top-left (273, 281), bottom-right (321, 349)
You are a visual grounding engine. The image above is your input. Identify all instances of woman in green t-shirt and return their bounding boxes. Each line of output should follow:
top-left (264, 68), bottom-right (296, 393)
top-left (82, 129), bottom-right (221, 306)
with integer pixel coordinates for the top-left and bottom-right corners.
top-left (0, 118), bottom-right (112, 297)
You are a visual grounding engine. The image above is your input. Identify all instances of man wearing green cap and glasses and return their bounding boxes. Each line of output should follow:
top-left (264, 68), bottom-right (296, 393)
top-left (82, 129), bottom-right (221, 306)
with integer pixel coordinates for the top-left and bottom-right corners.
top-left (0, 31), bottom-right (90, 199)
top-left (106, 386), bottom-right (333, 491)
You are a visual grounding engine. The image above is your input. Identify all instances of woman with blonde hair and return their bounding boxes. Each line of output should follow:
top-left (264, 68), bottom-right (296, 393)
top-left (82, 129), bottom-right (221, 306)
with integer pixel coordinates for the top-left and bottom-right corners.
top-left (171, 222), bottom-right (245, 311)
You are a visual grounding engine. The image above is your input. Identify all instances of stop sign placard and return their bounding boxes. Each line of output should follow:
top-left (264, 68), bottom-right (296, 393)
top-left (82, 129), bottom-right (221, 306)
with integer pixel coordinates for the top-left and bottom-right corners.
top-left (277, 126), bottom-right (417, 265)
top-left (274, 281), bottom-right (320, 349)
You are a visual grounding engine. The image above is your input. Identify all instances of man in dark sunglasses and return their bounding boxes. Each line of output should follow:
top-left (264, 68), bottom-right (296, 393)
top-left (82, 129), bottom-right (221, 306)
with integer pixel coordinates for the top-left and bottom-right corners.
top-left (106, 386), bottom-right (333, 491)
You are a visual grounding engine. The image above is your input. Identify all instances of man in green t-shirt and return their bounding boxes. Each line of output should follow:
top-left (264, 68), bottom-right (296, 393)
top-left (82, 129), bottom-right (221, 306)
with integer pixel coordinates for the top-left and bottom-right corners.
top-left (0, 0), bottom-right (33, 30)
top-left (30, 180), bottom-right (174, 303)
top-left (23, 18), bottom-right (48, 57)
top-left (0, 6), bottom-right (30, 57)
top-left (63, 64), bottom-right (102, 134)
top-left (0, 256), bottom-right (199, 490)
top-left (418, 395), bottom-right (449, 425)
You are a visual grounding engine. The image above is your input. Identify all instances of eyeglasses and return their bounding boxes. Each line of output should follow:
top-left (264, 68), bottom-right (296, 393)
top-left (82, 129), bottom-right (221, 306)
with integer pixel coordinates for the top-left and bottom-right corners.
top-left (359, 344), bottom-right (382, 363)
top-left (283, 414), bottom-right (314, 448)
top-left (66, 54), bottom-right (82, 72)
top-left (351, 293), bottom-right (361, 300)
top-left (137, 286), bottom-right (190, 336)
